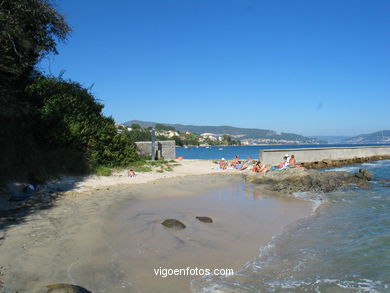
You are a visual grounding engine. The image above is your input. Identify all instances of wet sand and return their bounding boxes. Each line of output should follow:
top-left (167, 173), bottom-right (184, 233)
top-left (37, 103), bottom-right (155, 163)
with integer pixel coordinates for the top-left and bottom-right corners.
top-left (0, 175), bottom-right (311, 293)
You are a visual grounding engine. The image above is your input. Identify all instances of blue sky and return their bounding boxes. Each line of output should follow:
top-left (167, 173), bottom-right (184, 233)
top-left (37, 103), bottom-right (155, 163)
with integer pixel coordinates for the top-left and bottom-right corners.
top-left (39, 0), bottom-right (390, 136)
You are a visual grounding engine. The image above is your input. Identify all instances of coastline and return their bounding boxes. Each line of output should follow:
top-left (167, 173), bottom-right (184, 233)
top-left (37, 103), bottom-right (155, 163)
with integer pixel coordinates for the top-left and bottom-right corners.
top-left (0, 163), bottom-right (312, 292)
top-left (0, 158), bottom-right (383, 292)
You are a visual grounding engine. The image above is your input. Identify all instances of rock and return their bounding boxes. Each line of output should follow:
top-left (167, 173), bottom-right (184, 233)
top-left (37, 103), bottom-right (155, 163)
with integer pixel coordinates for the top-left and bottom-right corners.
top-left (247, 167), bottom-right (372, 194)
top-left (161, 219), bottom-right (186, 230)
top-left (46, 283), bottom-right (92, 293)
top-left (299, 156), bottom-right (390, 169)
top-left (196, 216), bottom-right (213, 223)
top-left (357, 168), bottom-right (373, 181)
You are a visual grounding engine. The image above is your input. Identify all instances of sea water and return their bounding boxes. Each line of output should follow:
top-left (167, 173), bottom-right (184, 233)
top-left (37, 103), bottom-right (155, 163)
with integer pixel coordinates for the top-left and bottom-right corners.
top-left (176, 144), bottom-right (390, 160)
top-left (191, 160), bottom-right (390, 292)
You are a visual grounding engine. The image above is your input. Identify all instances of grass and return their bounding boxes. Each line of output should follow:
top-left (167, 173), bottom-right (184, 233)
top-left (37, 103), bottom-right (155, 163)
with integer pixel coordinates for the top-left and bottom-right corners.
top-left (148, 160), bottom-right (169, 167)
top-left (96, 166), bottom-right (112, 176)
top-left (133, 165), bottom-right (152, 172)
top-left (100, 159), bottom-right (179, 175)
top-left (165, 166), bottom-right (173, 172)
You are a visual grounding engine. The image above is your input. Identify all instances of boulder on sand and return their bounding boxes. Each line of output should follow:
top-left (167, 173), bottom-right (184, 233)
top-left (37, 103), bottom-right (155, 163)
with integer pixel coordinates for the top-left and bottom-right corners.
top-left (161, 219), bottom-right (186, 230)
top-left (46, 283), bottom-right (92, 293)
top-left (196, 216), bottom-right (213, 223)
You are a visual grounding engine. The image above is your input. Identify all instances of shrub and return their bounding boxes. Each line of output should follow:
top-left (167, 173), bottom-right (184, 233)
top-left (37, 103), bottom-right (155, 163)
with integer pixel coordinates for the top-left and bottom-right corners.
top-left (96, 166), bottom-right (112, 176)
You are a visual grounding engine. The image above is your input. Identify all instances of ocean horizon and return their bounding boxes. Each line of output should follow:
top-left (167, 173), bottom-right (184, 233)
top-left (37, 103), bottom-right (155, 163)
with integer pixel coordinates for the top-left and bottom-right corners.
top-left (176, 143), bottom-right (390, 160)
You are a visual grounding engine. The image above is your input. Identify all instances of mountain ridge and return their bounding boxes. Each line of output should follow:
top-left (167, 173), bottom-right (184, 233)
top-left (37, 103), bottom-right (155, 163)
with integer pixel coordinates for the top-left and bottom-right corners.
top-left (123, 120), bottom-right (321, 143)
top-left (343, 130), bottom-right (390, 144)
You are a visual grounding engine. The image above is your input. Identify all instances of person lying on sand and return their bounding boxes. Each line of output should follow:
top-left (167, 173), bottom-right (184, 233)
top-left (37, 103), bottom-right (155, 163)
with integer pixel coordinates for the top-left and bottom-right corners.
top-left (235, 161), bottom-right (243, 169)
top-left (240, 156), bottom-right (254, 170)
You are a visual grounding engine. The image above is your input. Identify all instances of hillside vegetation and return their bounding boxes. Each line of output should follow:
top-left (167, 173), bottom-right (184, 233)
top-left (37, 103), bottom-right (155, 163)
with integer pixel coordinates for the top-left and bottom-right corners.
top-left (0, 0), bottom-right (139, 184)
top-left (124, 120), bottom-right (320, 143)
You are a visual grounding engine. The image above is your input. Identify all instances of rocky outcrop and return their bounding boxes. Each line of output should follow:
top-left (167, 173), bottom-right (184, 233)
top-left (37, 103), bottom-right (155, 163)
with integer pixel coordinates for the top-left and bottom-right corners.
top-left (299, 155), bottom-right (390, 169)
top-left (246, 167), bottom-right (372, 194)
top-left (161, 219), bottom-right (186, 230)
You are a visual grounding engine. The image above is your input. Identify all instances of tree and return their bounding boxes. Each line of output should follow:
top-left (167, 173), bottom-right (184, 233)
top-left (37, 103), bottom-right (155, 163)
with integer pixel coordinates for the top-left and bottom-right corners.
top-left (0, 0), bottom-right (70, 81)
top-left (155, 123), bottom-right (175, 131)
top-left (0, 0), bottom-right (71, 183)
top-left (127, 128), bottom-right (151, 142)
top-left (172, 135), bottom-right (183, 146)
top-left (25, 75), bottom-right (139, 168)
top-left (131, 123), bottom-right (141, 130)
top-left (223, 134), bottom-right (232, 143)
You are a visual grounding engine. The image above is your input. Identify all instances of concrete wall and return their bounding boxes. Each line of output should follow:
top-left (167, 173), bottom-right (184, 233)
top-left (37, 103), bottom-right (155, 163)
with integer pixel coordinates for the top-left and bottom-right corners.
top-left (135, 141), bottom-right (176, 160)
top-left (260, 146), bottom-right (390, 165)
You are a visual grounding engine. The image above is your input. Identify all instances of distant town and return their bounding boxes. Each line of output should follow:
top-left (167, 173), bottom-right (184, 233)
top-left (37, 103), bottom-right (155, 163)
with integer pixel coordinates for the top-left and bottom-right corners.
top-left (115, 123), bottom-right (320, 146)
top-left (117, 121), bottom-right (390, 146)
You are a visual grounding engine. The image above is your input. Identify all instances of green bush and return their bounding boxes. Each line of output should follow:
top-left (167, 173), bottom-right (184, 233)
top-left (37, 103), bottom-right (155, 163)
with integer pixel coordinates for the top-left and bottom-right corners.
top-left (26, 76), bottom-right (140, 169)
top-left (96, 166), bottom-right (112, 176)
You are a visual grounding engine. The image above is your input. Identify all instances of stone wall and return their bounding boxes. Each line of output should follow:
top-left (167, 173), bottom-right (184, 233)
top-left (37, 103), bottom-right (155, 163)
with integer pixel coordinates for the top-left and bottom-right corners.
top-left (135, 141), bottom-right (176, 160)
top-left (260, 146), bottom-right (390, 165)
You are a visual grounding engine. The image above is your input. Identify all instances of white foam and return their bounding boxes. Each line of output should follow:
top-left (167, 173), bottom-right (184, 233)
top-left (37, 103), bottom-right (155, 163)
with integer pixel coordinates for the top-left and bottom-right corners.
top-left (325, 166), bottom-right (360, 172)
top-left (292, 192), bottom-right (325, 212)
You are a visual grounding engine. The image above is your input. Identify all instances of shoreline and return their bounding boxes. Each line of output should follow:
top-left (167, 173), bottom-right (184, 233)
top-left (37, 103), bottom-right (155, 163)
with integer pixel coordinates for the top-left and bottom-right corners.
top-left (0, 174), bottom-right (312, 293)
top-left (0, 158), bottom-right (383, 292)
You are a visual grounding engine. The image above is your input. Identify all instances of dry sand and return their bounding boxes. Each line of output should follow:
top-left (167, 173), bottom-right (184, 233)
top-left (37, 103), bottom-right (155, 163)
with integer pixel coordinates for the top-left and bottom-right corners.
top-left (0, 161), bottom-right (312, 293)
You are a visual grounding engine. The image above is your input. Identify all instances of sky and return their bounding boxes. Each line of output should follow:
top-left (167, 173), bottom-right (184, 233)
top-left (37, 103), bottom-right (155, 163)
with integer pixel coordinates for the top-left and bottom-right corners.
top-left (39, 0), bottom-right (390, 136)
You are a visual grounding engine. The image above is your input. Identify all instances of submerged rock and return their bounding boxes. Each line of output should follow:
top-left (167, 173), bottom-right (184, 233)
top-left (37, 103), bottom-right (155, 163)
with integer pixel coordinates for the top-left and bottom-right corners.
top-left (355, 168), bottom-right (373, 181)
top-left (161, 219), bottom-right (186, 230)
top-left (378, 178), bottom-right (390, 187)
top-left (46, 283), bottom-right (92, 293)
top-left (196, 216), bottom-right (213, 223)
top-left (246, 167), bottom-right (372, 194)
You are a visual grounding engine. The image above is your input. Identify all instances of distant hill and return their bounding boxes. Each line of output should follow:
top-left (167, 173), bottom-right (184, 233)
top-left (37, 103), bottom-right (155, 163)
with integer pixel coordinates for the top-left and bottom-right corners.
top-left (123, 120), bottom-right (321, 144)
top-left (309, 136), bottom-right (352, 143)
top-left (343, 130), bottom-right (390, 144)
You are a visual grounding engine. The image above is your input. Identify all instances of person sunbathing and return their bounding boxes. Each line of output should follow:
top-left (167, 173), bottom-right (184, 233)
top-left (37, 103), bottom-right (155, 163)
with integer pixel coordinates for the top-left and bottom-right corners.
top-left (241, 156), bottom-right (254, 170)
top-left (235, 161), bottom-right (243, 169)
top-left (277, 154), bottom-right (290, 169)
top-left (252, 161), bottom-right (269, 173)
top-left (219, 158), bottom-right (228, 169)
top-left (231, 155), bottom-right (239, 166)
top-left (289, 155), bottom-right (301, 168)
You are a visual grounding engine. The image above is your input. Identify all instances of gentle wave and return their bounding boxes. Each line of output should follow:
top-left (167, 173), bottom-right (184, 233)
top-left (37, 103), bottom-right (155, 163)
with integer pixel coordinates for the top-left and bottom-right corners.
top-left (192, 160), bottom-right (390, 293)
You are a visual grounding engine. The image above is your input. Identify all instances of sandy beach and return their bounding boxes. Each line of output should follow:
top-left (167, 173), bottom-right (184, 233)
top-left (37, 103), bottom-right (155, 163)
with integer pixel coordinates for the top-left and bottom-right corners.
top-left (0, 160), bottom-right (312, 293)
